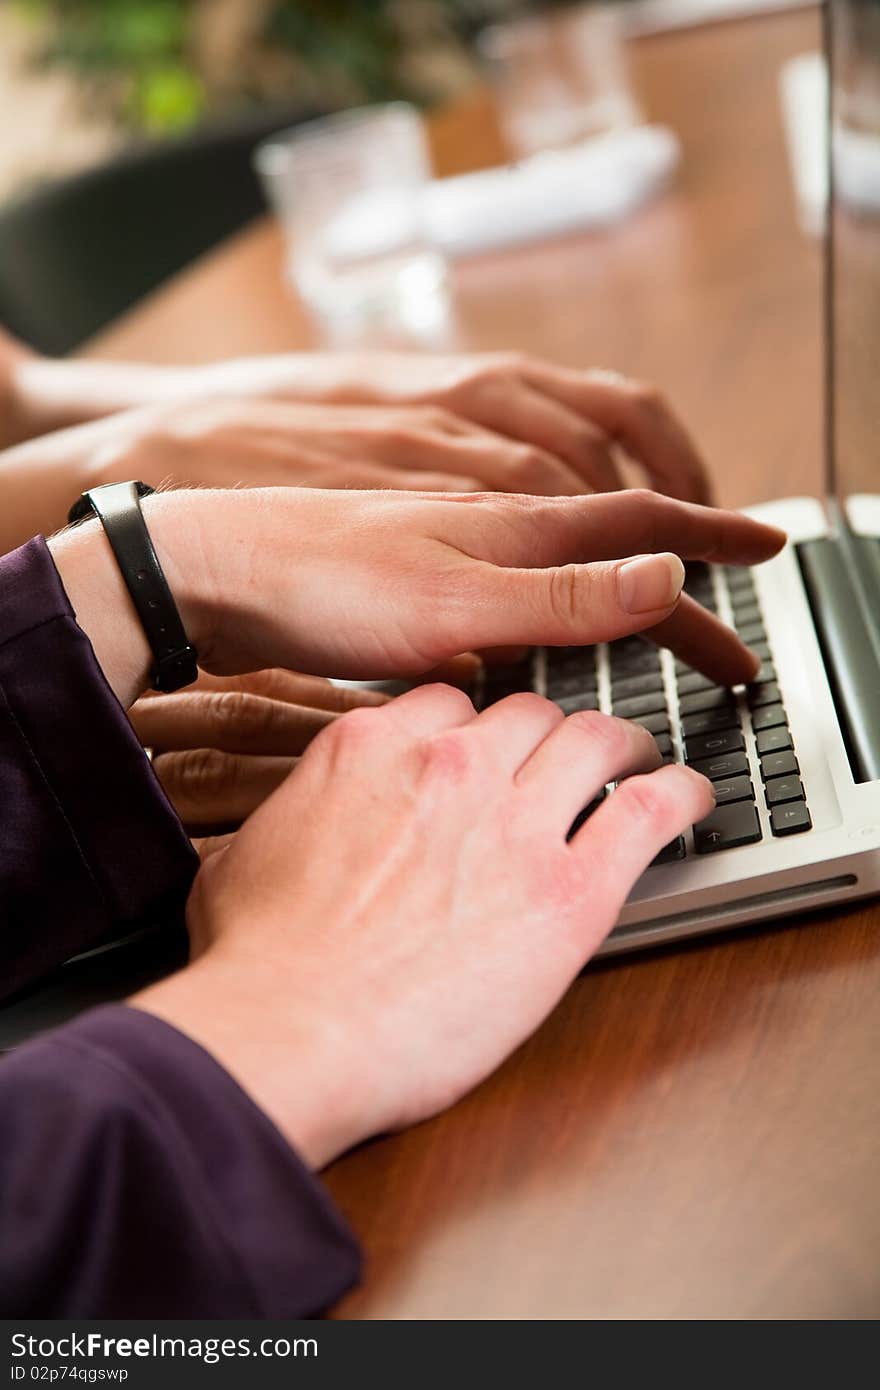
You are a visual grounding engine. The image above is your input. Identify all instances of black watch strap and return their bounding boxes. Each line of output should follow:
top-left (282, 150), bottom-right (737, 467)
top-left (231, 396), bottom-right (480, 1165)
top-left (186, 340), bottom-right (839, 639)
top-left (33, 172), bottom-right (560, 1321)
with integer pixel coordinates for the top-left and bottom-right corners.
top-left (67, 481), bottom-right (199, 693)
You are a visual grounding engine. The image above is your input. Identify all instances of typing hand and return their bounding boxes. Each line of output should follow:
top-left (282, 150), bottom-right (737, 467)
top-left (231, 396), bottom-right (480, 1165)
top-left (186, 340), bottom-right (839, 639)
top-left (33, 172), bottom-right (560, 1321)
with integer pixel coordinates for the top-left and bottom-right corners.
top-left (51, 486), bottom-right (786, 710)
top-left (132, 685), bottom-right (715, 1167)
top-left (152, 485), bottom-right (783, 686)
top-left (3, 333), bottom-right (712, 502)
top-left (194, 351), bottom-right (715, 503)
top-left (89, 396), bottom-right (607, 497)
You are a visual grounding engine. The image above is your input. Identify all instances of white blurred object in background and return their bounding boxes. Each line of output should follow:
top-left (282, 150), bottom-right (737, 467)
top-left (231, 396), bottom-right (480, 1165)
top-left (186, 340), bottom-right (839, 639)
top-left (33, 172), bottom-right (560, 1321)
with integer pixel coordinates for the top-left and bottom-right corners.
top-left (323, 124), bottom-right (680, 264)
top-left (779, 48), bottom-right (880, 236)
top-left (479, 4), bottom-right (641, 159)
top-left (422, 124), bottom-right (681, 257)
top-left (779, 51), bottom-right (827, 236)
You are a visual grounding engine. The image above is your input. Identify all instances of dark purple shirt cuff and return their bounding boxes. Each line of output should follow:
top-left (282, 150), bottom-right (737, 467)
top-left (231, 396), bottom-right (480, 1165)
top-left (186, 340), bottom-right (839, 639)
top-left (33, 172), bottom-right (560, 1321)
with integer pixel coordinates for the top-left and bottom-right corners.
top-left (0, 536), bottom-right (198, 998)
top-left (1, 1004), bottom-right (362, 1316)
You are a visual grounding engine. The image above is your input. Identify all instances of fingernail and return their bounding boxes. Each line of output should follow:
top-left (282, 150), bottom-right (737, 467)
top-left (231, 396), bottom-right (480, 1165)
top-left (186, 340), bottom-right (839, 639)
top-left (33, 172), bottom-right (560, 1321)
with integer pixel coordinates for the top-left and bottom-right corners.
top-left (619, 553), bottom-right (685, 614)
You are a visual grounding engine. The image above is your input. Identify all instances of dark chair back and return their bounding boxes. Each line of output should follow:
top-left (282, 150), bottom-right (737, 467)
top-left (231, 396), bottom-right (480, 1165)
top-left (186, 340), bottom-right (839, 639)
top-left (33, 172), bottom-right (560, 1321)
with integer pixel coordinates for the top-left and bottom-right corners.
top-left (0, 105), bottom-right (325, 355)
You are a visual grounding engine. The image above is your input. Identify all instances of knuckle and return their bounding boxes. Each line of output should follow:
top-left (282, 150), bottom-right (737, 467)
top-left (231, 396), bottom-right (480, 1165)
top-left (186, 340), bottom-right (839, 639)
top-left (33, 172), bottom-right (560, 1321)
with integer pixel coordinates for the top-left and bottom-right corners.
top-left (497, 348), bottom-right (529, 375)
top-left (625, 485), bottom-right (659, 511)
top-left (165, 747), bottom-right (235, 797)
top-left (508, 444), bottom-right (552, 488)
top-left (546, 563), bottom-right (583, 628)
top-left (495, 690), bottom-right (555, 720)
top-left (565, 707), bottom-right (614, 740)
top-left (419, 406), bottom-right (457, 432)
top-left (320, 704), bottom-right (383, 756)
top-left (614, 771), bottom-right (667, 824)
top-left (419, 729), bottom-right (474, 783)
top-left (569, 709), bottom-right (632, 758)
top-left (211, 689), bottom-right (272, 740)
top-left (628, 380), bottom-right (667, 417)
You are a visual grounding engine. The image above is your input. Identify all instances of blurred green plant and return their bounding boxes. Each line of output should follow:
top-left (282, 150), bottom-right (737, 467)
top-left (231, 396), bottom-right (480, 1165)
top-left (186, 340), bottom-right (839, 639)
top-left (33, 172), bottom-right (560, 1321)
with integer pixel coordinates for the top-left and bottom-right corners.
top-left (11, 0), bottom-right (533, 134)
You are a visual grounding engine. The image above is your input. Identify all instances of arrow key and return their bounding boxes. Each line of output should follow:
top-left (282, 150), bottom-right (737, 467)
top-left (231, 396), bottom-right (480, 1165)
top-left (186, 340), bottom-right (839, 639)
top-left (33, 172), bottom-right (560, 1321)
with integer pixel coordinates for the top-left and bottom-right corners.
top-left (694, 801), bottom-right (762, 854)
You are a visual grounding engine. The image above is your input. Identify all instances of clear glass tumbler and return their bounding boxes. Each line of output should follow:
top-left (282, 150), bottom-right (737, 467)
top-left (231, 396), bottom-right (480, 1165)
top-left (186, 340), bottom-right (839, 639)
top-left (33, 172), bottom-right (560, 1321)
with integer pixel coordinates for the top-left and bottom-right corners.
top-left (480, 3), bottom-right (641, 160)
top-left (254, 103), bottom-right (446, 321)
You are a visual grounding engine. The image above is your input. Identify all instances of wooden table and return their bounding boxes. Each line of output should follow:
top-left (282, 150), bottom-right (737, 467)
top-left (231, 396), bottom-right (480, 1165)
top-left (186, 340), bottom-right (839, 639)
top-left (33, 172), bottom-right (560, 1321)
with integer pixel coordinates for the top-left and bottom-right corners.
top-left (89, 7), bottom-right (880, 1320)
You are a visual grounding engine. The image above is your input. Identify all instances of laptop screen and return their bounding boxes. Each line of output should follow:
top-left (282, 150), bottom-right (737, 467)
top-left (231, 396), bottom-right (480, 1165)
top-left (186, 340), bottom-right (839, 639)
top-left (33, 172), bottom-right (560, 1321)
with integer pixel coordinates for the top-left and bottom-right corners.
top-left (829, 0), bottom-right (880, 512)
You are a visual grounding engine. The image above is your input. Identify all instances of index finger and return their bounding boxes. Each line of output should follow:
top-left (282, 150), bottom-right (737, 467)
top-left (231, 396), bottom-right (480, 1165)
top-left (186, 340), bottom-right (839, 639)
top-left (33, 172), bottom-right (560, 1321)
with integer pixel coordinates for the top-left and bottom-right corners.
top-left (447, 490), bottom-right (785, 570)
top-left (521, 362), bottom-right (714, 506)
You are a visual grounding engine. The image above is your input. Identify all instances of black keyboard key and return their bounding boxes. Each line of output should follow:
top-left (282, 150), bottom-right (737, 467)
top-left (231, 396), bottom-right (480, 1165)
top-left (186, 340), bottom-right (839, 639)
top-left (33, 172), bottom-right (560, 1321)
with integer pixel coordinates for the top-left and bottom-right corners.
top-left (752, 660), bottom-right (776, 685)
top-left (556, 691), bottom-right (601, 715)
top-left (689, 750), bottom-right (749, 781)
top-left (609, 635), bottom-right (658, 659)
top-left (747, 680), bottom-right (780, 709)
top-left (686, 727), bottom-right (745, 762)
top-left (546, 670), bottom-right (594, 700)
top-left (756, 725), bottom-right (793, 755)
top-left (765, 775), bottom-right (805, 806)
top-left (550, 644), bottom-right (597, 678)
top-left (609, 649), bottom-right (662, 678)
top-left (547, 671), bottom-right (597, 698)
top-left (770, 802), bottom-right (812, 836)
top-left (678, 687), bottom-right (737, 716)
top-left (651, 836), bottom-right (686, 866)
top-left (694, 801), bottom-right (762, 853)
top-left (737, 622), bottom-right (766, 645)
top-left (631, 711), bottom-right (670, 736)
top-left (654, 732), bottom-right (673, 758)
top-left (676, 670), bottom-right (718, 696)
top-left (751, 703), bottom-right (787, 732)
top-left (481, 661), bottom-right (534, 706)
top-left (713, 774), bottom-right (755, 806)
top-left (748, 641), bottom-right (772, 662)
top-left (724, 566), bottom-right (756, 594)
top-left (732, 602), bottom-right (762, 627)
top-left (760, 750), bottom-right (799, 781)
top-left (610, 669), bottom-right (665, 700)
top-left (681, 706), bottom-right (741, 739)
top-left (612, 691), bottom-right (668, 720)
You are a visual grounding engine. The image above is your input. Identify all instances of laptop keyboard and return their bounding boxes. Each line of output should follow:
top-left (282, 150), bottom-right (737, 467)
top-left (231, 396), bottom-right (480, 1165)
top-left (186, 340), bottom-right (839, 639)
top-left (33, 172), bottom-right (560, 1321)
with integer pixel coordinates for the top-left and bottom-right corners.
top-left (478, 562), bottom-right (813, 862)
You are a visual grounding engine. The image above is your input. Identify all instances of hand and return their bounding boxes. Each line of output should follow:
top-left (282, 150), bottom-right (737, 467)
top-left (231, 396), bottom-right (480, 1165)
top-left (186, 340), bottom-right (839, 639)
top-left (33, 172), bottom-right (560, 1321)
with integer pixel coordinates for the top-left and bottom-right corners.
top-left (1, 343), bottom-right (712, 519)
top-left (132, 685), bottom-right (716, 1167)
top-left (50, 485), bottom-right (786, 711)
top-left (192, 351), bottom-right (714, 504)
top-left (0, 388), bottom-right (697, 555)
top-left (94, 397), bottom-right (612, 497)
top-left (129, 669), bottom-right (388, 837)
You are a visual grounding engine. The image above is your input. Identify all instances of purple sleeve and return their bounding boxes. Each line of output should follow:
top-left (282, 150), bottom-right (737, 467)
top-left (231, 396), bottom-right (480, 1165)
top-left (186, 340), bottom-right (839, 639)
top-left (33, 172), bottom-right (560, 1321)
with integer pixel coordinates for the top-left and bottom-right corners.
top-left (0, 1005), bottom-right (361, 1316)
top-left (0, 536), bottom-right (198, 999)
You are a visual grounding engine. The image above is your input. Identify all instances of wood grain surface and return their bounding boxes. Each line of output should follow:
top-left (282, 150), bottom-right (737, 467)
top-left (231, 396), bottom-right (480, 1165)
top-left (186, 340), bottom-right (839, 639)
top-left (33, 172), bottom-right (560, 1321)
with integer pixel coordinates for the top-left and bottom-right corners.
top-left (87, 7), bottom-right (880, 1320)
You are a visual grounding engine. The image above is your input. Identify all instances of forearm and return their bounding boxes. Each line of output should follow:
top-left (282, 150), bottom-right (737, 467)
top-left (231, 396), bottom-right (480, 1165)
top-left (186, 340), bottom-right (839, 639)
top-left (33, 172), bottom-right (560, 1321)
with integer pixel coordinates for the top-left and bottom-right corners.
top-left (0, 1006), bottom-right (360, 1316)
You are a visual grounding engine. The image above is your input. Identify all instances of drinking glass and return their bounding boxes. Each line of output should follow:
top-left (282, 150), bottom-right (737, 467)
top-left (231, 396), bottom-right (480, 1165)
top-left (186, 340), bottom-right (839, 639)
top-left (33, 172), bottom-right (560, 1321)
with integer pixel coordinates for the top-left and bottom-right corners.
top-left (254, 103), bottom-right (446, 321)
top-left (480, 3), bottom-right (641, 159)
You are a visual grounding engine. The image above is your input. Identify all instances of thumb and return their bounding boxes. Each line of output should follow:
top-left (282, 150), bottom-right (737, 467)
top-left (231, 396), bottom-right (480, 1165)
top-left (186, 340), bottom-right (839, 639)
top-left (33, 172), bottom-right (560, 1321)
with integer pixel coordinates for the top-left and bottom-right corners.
top-left (461, 552), bottom-right (686, 649)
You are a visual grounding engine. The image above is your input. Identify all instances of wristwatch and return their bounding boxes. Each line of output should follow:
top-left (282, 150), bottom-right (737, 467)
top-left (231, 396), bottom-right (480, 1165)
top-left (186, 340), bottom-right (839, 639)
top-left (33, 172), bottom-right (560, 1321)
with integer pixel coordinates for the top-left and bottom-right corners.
top-left (68, 481), bottom-right (199, 693)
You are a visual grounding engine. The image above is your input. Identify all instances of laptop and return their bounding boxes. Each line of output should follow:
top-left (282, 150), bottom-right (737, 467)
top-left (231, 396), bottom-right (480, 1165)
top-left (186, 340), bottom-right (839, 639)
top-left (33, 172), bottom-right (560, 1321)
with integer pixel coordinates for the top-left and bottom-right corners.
top-left (1, 0), bottom-right (877, 1045)
top-left (476, 0), bottom-right (880, 956)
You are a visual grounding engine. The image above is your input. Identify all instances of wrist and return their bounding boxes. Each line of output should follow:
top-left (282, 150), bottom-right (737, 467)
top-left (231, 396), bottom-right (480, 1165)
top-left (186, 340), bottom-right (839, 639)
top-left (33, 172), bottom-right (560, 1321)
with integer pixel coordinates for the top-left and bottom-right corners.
top-left (48, 489), bottom-right (223, 707)
top-left (131, 950), bottom-right (375, 1169)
